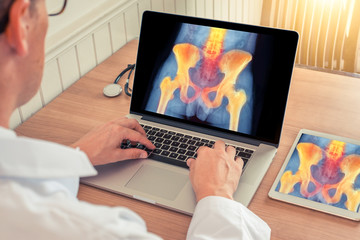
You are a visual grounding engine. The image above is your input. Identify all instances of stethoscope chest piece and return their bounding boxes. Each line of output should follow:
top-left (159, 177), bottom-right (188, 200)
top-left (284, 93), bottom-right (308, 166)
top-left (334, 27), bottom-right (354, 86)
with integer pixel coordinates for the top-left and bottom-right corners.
top-left (103, 83), bottom-right (123, 97)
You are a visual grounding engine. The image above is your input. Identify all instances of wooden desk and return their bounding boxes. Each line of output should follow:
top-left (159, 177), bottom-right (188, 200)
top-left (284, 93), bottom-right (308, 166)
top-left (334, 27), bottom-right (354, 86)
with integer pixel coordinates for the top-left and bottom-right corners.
top-left (16, 40), bottom-right (360, 239)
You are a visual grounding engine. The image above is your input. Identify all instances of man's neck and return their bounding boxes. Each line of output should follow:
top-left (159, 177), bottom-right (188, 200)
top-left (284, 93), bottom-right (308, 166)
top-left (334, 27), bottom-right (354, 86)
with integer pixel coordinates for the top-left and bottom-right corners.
top-left (0, 85), bottom-right (18, 129)
top-left (0, 104), bottom-right (14, 128)
top-left (0, 114), bottom-right (10, 129)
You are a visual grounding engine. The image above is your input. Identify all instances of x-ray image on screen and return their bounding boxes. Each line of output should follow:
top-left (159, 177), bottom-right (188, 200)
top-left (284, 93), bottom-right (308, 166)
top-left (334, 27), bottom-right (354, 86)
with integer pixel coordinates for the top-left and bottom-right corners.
top-left (145, 23), bottom-right (259, 134)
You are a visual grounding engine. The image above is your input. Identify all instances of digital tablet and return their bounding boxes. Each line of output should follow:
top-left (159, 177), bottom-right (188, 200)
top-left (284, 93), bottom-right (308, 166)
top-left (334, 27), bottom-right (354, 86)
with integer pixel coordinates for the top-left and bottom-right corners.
top-left (269, 129), bottom-right (360, 221)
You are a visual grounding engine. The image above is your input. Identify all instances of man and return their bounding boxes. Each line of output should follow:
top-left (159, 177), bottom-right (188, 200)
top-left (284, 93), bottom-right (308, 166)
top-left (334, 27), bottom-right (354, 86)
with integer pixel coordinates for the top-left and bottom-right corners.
top-left (0, 0), bottom-right (271, 239)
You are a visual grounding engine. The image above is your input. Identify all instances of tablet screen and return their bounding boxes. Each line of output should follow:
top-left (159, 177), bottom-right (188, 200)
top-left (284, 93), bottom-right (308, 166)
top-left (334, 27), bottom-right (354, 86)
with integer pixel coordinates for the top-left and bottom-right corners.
top-left (274, 132), bottom-right (360, 213)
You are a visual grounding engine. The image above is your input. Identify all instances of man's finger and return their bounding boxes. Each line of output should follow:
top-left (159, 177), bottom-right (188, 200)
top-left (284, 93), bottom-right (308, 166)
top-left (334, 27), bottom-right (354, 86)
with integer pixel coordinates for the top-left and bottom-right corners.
top-left (214, 140), bottom-right (225, 149)
top-left (120, 128), bottom-right (155, 149)
top-left (235, 157), bottom-right (244, 168)
top-left (187, 158), bottom-right (195, 168)
top-left (225, 145), bottom-right (236, 156)
top-left (113, 118), bottom-right (147, 136)
top-left (113, 149), bottom-right (149, 162)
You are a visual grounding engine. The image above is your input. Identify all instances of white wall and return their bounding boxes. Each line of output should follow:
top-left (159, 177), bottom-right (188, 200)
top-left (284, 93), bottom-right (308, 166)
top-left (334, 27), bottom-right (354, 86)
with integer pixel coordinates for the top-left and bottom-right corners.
top-left (11, 0), bottom-right (263, 129)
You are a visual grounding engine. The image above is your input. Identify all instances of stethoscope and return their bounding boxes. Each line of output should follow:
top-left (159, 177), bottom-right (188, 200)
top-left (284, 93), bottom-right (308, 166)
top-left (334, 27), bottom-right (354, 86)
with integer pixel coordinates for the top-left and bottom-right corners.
top-left (103, 64), bottom-right (135, 97)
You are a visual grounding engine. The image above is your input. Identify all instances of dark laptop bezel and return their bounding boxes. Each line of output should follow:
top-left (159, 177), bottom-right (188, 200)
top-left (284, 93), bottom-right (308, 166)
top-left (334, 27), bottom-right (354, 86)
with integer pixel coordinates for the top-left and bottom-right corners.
top-left (130, 11), bottom-right (298, 147)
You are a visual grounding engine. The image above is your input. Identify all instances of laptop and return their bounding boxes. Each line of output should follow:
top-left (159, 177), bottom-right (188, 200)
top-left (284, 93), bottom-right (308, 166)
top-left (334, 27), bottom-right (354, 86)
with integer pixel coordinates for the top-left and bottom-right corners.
top-left (81, 11), bottom-right (299, 215)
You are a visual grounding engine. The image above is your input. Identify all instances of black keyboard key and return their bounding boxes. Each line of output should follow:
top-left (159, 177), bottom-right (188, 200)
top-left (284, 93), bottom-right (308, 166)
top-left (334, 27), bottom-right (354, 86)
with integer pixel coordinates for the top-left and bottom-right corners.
top-left (163, 139), bottom-right (172, 145)
top-left (184, 135), bottom-right (192, 139)
top-left (201, 139), bottom-right (209, 143)
top-left (188, 146), bottom-right (197, 151)
top-left (161, 151), bottom-right (170, 156)
top-left (155, 138), bottom-right (164, 143)
top-left (169, 153), bottom-right (179, 158)
top-left (161, 145), bottom-right (170, 150)
top-left (192, 137), bottom-right (200, 141)
top-left (176, 133), bottom-right (184, 137)
top-left (121, 142), bottom-right (129, 149)
top-left (152, 127), bottom-right (160, 131)
top-left (185, 150), bottom-right (196, 157)
top-left (169, 146), bottom-right (178, 152)
top-left (136, 144), bottom-right (146, 150)
top-left (153, 149), bottom-right (162, 154)
top-left (179, 143), bottom-right (188, 149)
top-left (236, 147), bottom-right (244, 152)
top-left (179, 138), bottom-right (188, 143)
top-left (245, 149), bottom-right (254, 154)
top-left (195, 142), bottom-right (205, 147)
top-left (160, 129), bottom-right (168, 133)
top-left (171, 142), bottom-right (180, 147)
top-left (171, 136), bottom-right (180, 141)
top-left (163, 134), bottom-right (172, 139)
top-left (238, 152), bottom-right (251, 158)
top-left (177, 149), bottom-right (186, 154)
top-left (168, 131), bottom-right (176, 135)
top-left (148, 135), bottom-right (156, 141)
top-left (147, 130), bottom-right (156, 136)
top-left (177, 155), bottom-right (187, 161)
top-left (155, 132), bottom-right (164, 137)
top-left (187, 140), bottom-right (196, 145)
top-left (144, 125), bottom-right (151, 129)
top-left (154, 142), bottom-right (162, 148)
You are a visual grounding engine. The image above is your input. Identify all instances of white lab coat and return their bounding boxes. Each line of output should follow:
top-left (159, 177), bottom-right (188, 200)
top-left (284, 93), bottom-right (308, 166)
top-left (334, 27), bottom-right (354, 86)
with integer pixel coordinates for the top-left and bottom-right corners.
top-left (0, 127), bottom-right (270, 239)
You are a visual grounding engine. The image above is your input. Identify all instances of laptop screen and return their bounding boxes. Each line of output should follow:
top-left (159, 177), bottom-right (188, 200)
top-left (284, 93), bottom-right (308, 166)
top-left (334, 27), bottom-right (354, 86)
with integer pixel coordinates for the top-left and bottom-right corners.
top-left (131, 11), bottom-right (298, 145)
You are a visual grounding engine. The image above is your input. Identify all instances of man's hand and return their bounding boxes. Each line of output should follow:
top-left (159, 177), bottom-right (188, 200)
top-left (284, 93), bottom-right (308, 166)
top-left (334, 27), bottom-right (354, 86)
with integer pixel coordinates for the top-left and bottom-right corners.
top-left (186, 141), bottom-right (244, 202)
top-left (71, 117), bottom-right (155, 166)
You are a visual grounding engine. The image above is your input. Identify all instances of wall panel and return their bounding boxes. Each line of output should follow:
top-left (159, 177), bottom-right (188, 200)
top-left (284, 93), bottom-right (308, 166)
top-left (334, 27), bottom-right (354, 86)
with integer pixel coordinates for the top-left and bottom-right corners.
top-left (124, 4), bottom-right (141, 42)
top-left (213, 0), bottom-right (221, 20)
top-left (164, 0), bottom-right (176, 13)
top-left (93, 25), bottom-right (113, 64)
top-left (76, 36), bottom-right (97, 76)
top-left (242, 0), bottom-right (250, 23)
top-left (221, 0), bottom-right (229, 21)
top-left (229, 0), bottom-right (236, 22)
top-left (151, 0), bottom-right (164, 12)
top-left (186, 0), bottom-right (196, 16)
top-left (175, 0), bottom-right (186, 14)
top-left (40, 59), bottom-right (63, 104)
top-left (110, 15), bottom-right (127, 53)
top-left (195, 0), bottom-right (205, 18)
top-left (204, 0), bottom-right (213, 19)
top-left (58, 48), bottom-right (81, 90)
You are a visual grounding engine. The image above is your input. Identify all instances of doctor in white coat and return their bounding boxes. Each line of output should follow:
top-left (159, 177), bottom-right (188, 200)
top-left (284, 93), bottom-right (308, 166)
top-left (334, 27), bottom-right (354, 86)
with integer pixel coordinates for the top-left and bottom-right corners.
top-left (0, 0), bottom-right (271, 239)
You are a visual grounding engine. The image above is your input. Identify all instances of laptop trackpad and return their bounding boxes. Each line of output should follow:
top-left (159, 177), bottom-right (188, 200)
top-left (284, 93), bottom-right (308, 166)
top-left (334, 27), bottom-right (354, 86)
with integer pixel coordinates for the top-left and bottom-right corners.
top-left (125, 164), bottom-right (188, 201)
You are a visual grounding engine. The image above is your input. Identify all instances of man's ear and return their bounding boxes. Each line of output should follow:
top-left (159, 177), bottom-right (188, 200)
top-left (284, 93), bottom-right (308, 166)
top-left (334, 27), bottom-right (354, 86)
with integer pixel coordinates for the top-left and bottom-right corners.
top-left (5, 0), bottom-right (31, 56)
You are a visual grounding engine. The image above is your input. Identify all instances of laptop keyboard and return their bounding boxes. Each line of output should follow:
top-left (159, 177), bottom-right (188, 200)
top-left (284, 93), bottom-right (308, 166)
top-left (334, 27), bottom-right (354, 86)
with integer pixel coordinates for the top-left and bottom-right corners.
top-left (121, 124), bottom-right (254, 168)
